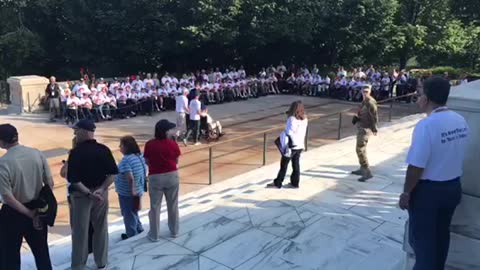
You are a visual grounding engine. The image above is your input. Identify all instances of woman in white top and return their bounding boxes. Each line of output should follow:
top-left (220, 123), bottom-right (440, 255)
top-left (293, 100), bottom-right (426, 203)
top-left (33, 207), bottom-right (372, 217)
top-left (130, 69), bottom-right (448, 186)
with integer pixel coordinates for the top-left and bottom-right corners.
top-left (267, 101), bottom-right (308, 189)
top-left (79, 93), bottom-right (93, 120)
top-left (66, 93), bottom-right (80, 124)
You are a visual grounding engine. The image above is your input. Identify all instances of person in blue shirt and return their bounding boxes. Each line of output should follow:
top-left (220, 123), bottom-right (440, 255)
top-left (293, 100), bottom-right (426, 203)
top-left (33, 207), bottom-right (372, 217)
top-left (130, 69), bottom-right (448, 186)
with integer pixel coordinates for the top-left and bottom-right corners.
top-left (115, 136), bottom-right (147, 240)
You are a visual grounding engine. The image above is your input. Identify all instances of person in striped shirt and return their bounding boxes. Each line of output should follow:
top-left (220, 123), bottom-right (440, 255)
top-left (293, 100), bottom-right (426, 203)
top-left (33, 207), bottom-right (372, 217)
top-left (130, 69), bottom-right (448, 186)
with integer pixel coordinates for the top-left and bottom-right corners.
top-left (115, 136), bottom-right (147, 240)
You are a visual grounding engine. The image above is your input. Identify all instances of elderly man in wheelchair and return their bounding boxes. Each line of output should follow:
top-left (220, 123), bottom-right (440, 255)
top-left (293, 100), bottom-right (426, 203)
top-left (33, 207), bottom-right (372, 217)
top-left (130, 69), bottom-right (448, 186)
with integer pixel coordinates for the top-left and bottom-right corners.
top-left (200, 105), bottom-right (225, 142)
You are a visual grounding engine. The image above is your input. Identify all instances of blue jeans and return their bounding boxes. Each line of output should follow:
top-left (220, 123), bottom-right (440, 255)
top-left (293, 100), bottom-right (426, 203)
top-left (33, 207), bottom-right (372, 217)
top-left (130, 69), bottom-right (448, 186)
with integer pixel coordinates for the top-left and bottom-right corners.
top-left (408, 178), bottom-right (462, 270)
top-left (118, 195), bottom-right (144, 237)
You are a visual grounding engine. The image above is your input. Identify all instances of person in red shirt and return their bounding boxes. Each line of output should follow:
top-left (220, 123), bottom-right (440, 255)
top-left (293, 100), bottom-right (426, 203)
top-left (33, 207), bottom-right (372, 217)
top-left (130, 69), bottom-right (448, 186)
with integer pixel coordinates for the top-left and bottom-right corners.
top-left (143, 119), bottom-right (181, 241)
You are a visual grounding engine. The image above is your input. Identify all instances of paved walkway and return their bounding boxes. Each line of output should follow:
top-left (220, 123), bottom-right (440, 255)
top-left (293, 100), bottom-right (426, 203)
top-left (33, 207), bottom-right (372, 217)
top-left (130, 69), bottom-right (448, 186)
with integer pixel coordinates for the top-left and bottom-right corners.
top-left (20, 113), bottom-right (422, 270)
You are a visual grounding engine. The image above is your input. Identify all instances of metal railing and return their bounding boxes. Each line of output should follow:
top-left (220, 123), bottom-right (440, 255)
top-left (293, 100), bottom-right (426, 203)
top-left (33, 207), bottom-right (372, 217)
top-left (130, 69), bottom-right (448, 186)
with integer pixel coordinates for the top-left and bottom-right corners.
top-left (183, 92), bottom-right (417, 185)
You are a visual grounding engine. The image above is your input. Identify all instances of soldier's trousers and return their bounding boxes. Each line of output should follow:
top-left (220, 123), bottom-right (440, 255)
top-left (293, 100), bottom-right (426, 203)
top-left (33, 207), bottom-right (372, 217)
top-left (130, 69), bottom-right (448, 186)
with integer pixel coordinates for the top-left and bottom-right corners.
top-left (356, 128), bottom-right (371, 168)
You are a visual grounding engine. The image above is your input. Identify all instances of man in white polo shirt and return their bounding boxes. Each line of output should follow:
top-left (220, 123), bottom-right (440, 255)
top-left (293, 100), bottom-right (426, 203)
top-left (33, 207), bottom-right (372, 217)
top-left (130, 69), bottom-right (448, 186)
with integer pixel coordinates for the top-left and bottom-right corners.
top-left (399, 77), bottom-right (469, 270)
top-left (182, 93), bottom-right (202, 146)
top-left (175, 89), bottom-right (189, 140)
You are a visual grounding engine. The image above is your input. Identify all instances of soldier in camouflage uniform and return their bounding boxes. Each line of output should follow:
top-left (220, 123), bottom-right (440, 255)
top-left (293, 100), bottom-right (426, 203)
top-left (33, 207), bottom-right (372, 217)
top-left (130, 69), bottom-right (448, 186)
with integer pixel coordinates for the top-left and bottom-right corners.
top-left (352, 84), bottom-right (378, 182)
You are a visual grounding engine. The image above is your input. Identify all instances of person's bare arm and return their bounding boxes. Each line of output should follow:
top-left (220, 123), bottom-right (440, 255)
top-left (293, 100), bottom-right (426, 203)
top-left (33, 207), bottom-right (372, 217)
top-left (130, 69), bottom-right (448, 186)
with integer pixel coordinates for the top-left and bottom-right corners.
top-left (125, 172), bottom-right (137, 196)
top-left (41, 153), bottom-right (54, 188)
top-left (403, 165), bottom-right (424, 194)
top-left (71, 182), bottom-right (92, 195)
top-left (98, 175), bottom-right (114, 193)
top-left (399, 165), bottom-right (424, 210)
top-left (2, 193), bottom-right (35, 218)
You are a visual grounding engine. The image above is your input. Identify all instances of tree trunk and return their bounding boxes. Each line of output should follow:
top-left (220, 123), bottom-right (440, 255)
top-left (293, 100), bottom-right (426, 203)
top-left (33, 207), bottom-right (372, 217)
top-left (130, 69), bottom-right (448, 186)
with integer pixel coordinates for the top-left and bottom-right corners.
top-left (399, 51), bottom-right (407, 70)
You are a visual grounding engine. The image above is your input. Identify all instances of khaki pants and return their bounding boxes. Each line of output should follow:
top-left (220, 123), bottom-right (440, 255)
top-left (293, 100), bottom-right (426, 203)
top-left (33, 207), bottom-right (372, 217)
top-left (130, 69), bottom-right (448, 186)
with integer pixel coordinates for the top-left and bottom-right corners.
top-left (70, 191), bottom-right (109, 270)
top-left (356, 127), bottom-right (371, 168)
top-left (176, 112), bottom-right (187, 137)
top-left (49, 98), bottom-right (60, 120)
top-left (148, 171), bottom-right (179, 241)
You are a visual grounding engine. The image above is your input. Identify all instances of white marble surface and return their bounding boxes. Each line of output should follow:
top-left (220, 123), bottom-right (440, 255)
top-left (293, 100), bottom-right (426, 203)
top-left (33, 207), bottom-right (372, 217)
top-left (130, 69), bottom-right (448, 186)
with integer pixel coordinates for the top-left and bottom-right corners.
top-left (447, 80), bottom-right (480, 269)
top-left (20, 114), bottom-right (424, 270)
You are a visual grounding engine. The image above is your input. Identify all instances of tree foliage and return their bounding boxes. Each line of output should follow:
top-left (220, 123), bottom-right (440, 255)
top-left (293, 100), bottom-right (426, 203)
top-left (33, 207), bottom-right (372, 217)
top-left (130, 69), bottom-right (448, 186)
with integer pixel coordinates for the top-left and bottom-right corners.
top-left (0, 0), bottom-right (478, 79)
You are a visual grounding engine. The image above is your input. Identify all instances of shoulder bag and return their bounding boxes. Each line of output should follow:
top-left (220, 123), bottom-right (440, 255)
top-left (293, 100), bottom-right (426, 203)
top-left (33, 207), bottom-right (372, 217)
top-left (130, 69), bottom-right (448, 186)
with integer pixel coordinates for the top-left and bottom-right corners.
top-left (136, 154), bottom-right (148, 193)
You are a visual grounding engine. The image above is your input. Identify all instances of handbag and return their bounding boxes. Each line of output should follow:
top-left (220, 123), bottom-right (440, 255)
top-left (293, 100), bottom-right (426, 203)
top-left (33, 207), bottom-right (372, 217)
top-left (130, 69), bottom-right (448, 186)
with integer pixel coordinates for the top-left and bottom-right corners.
top-left (274, 133), bottom-right (295, 156)
top-left (136, 154), bottom-right (148, 192)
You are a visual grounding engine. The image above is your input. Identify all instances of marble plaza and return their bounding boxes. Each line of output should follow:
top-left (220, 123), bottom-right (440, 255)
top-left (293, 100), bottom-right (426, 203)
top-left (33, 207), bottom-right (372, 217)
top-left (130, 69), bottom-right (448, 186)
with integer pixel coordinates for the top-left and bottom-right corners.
top-left (20, 113), bottom-right (425, 270)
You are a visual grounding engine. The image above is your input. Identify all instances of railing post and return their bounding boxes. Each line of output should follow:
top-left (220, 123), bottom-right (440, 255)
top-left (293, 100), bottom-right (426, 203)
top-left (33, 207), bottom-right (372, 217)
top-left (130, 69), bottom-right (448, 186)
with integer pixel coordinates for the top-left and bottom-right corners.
top-left (337, 112), bottom-right (342, 140)
top-left (27, 92), bottom-right (31, 113)
top-left (209, 146), bottom-right (213, 185)
top-left (262, 132), bottom-right (267, 166)
top-left (304, 126), bottom-right (309, 152)
top-left (388, 100), bottom-right (393, 122)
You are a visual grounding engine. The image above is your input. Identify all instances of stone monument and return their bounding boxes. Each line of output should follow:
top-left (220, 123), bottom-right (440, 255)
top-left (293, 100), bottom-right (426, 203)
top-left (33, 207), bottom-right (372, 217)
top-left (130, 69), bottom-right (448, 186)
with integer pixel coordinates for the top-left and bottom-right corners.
top-left (7, 75), bottom-right (49, 114)
top-left (445, 79), bottom-right (480, 269)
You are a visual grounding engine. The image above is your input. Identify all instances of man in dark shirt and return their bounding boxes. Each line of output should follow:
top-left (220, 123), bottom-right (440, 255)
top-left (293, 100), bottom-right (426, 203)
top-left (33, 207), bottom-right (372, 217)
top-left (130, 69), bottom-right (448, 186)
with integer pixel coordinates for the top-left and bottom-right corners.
top-left (45, 76), bottom-right (61, 122)
top-left (67, 120), bottom-right (118, 270)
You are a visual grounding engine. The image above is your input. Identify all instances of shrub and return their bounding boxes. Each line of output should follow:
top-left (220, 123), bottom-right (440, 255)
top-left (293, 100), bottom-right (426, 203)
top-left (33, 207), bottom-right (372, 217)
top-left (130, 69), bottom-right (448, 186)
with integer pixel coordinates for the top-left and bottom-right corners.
top-left (409, 66), bottom-right (478, 79)
top-left (429, 66), bottom-right (463, 78)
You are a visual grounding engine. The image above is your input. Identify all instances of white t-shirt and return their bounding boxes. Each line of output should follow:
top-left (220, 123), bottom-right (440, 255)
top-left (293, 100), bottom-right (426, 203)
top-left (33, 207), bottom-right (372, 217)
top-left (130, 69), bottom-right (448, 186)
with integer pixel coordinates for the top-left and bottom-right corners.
top-left (132, 80), bottom-right (143, 91)
top-left (381, 77), bottom-right (390, 90)
top-left (80, 97), bottom-right (92, 108)
top-left (189, 99), bottom-right (201, 121)
top-left (406, 110), bottom-right (469, 181)
top-left (285, 116), bottom-right (308, 150)
top-left (357, 71), bottom-right (366, 79)
top-left (176, 95), bottom-right (188, 113)
top-left (94, 93), bottom-right (107, 105)
top-left (67, 97), bottom-right (80, 108)
top-left (143, 79), bottom-right (154, 88)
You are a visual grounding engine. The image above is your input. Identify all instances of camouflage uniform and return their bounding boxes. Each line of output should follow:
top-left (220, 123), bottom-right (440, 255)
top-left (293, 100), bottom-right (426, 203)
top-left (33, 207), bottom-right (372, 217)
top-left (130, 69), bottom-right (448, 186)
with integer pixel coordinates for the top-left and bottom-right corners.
top-left (353, 96), bottom-right (378, 181)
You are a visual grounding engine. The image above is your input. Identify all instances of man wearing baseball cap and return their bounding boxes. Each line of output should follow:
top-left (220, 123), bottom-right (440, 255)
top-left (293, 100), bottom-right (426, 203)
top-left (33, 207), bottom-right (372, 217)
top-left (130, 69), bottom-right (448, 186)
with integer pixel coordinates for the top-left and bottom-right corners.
top-left (67, 119), bottom-right (118, 270)
top-left (0, 124), bottom-right (54, 270)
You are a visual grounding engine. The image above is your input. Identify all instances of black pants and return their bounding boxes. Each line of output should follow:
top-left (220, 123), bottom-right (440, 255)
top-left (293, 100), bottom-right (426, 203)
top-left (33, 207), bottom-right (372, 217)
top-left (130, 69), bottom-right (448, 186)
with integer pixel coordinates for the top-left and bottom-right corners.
top-left (81, 108), bottom-right (93, 120)
top-left (66, 108), bottom-right (79, 123)
top-left (141, 98), bottom-right (153, 115)
top-left (0, 205), bottom-right (52, 270)
top-left (273, 149), bottom-right (302, 187)
top-left (408, 179), bottom-right (461, 270)
top-left (185, 120), bottom-right (200, 143)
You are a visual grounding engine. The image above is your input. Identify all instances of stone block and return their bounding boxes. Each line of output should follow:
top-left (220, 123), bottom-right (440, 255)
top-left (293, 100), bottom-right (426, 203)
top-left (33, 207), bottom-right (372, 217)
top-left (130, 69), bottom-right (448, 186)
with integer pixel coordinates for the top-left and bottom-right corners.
top-left (7, 75), bottom-right (49, 114)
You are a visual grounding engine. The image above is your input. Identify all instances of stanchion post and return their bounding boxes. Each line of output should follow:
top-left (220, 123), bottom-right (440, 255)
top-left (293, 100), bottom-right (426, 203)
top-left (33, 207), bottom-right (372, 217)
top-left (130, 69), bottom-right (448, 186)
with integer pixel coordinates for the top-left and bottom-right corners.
top-left (27, 92), bottom-right (31, 113)
top-left (209, 146), bottom-right (213, 185)
top-left (388, 100), bottom-right (393, 122)
top-left (262, 132), bottom-right (267, 166)
top-left (337, 112), bottom-right (342, 140)
top-left (305, 126), bottom-right (309, 152)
